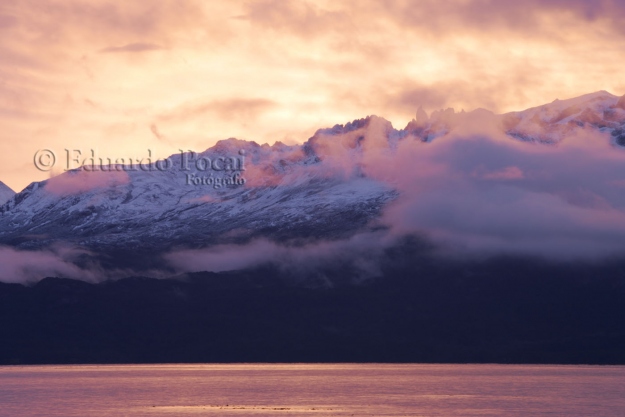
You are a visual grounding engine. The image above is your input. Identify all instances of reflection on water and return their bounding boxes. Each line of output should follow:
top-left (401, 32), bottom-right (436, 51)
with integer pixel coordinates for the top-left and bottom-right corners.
top-left (1, 364), bottom-right (624, 416)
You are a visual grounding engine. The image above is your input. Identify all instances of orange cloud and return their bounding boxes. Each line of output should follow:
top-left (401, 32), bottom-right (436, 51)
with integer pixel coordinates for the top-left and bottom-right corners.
top-left (99, 42), bottom-right (164, 53)
top-left (158, 98), bottom-right (277, 123)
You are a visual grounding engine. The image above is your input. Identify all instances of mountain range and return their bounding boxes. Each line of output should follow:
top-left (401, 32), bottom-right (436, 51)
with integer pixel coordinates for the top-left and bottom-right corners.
top-left (1, 90), bottom-right (625, 280)
top-left (2, 91), bottom-right (625, 364)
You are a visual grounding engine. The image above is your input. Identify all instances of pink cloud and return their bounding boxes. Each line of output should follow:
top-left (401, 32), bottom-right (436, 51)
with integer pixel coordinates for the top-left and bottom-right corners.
top-left (45, 169), bottom-right (129, 196)
top-left (0, 245), bottom-right (96, 283)
top-left (99, 42), bottom-right (164, 53)
top-left (165, 233), bottom-right (388, 283)
top-left (243, 109), bottom-right (625, 260)
top-left (473, 166), bottom-right (524, 180)
top-left (0, 244), bottom-right (173, 283)
top-left (160, 110), bottom-right (625, 272)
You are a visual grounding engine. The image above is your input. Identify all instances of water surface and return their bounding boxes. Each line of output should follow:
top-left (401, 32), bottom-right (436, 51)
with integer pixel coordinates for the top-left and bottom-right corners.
top-left (1, 364), bottom-right (624, 416)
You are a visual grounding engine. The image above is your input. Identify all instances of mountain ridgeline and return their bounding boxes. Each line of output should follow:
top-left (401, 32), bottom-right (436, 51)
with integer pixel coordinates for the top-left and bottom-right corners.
top-left (1, 250), bottom-right (625, 364)
top-left (1, 90), bottom-right (624, 272)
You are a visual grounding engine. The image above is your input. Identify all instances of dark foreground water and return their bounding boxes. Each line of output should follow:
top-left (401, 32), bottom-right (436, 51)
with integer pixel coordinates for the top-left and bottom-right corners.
top-left (0, 364), bottom-right (624, 416)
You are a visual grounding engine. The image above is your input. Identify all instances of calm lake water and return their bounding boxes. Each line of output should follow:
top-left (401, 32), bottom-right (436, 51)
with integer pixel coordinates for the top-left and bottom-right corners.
top-left (0, 364), bottom-right (624, 416)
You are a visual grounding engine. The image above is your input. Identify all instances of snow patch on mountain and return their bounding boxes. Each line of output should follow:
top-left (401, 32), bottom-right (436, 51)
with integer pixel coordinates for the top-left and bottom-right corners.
top-left (0, 133), bottom-right (397, 256)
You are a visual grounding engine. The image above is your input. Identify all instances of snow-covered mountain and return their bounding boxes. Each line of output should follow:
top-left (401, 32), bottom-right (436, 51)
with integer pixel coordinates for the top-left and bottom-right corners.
top-left (403, 90), bottom-right (625, 144)
top-left (0, 137), bottom-right (397, 257)
top-left (0, 182), bottom-right (15, 206)
top-left (501, 91), bottom-right (625, 144)
top-left (1, 91), bottom-right (625, 270)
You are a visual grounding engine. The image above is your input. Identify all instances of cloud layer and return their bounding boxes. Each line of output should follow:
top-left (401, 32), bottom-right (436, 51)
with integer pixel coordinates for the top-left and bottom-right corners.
top-left (2, 0), bottom-right (625, 192)
top-left (377, 129), bottom-right (625, 259)
top-left (163, 107), bottom-right (625, 278)
top-left (0, 245), bottom-right (101, 284)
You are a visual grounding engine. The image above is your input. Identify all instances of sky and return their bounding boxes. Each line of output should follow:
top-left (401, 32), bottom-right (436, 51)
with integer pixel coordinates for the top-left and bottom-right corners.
top-left (1, 0), bottom-right (625, 192)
